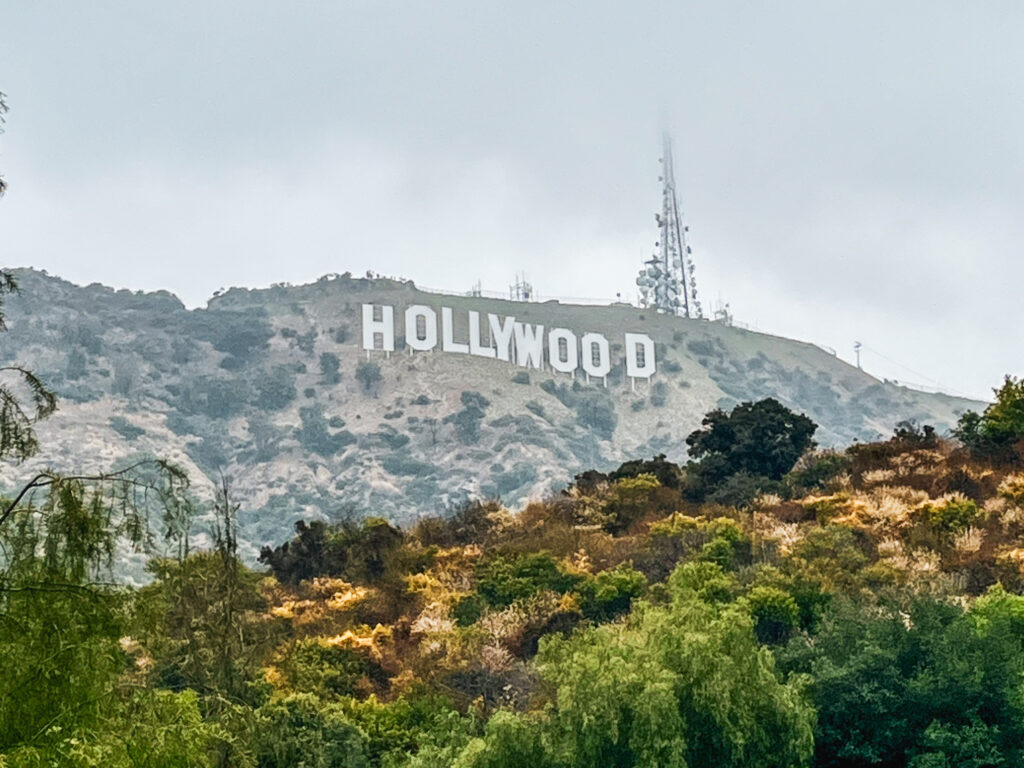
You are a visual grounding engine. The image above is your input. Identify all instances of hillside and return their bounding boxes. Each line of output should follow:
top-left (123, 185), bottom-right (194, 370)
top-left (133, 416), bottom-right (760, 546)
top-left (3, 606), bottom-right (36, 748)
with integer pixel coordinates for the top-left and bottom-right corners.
top-left (8, 423), bottom-right (1024, 766)
top-left (0, 268), bottom-right (981, 555)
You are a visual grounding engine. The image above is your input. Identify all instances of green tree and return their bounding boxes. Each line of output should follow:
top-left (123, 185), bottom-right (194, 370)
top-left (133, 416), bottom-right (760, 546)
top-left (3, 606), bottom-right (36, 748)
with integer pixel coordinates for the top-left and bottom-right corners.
top-left (0, 272), bottom-right (57, 462)
top-left (575, 563), bottom-right (647, 622)
top-left (259, 516), bottom-right (404, 587)
top-left (685, 398), bottom-right (817, 501)
top-left (778, 588), bottom-right (1024, 767)
top-left (251, 694), bottom-right (370, 768)
top-left (462, 561), bottom-right (814, 768)
top-left (955, 375), bottom-right (1024, 459)
top-left (609, 453), bottom-right (684, 489)
top-left (133, 477), bottom-right (275, 705)
top-left (0, 462), bottom-right (198, 761)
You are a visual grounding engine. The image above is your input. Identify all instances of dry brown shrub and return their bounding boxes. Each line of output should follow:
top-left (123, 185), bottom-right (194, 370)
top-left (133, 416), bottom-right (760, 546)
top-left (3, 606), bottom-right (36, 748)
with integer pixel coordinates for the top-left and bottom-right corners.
top-left (998, 473), bottom-right (1024, 505)
top-left (265, 577), bottom-right (376, 636)
top-left (862, 468), bottom-right (897, 487)
top-left (752, 513), bottom-right (802, 555)
top-left (953, 526), bottom-right (985, 554)
top-left (479, 643), bottom-right (515, 673)
top-left (410, 602), bottom-right (455, 637)
top-left (769, 500), bottom-right (818, 524)
top-left (405, 545), bottom-right (480, 604)
top-left (876, 537), bottom-right (904, 558)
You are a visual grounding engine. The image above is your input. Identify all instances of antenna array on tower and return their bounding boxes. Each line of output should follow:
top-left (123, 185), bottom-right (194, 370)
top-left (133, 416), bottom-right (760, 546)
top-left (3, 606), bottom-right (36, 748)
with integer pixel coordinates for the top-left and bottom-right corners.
top-left (509, 273), bottom-right (533, 302)
top-left (636, 134), bottom-right (702, 319)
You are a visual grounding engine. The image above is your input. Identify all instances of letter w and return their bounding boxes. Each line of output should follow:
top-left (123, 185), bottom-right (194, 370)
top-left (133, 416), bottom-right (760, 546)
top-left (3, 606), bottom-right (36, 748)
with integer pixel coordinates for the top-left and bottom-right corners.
top-left (513, 322), bottom-right (544, 369)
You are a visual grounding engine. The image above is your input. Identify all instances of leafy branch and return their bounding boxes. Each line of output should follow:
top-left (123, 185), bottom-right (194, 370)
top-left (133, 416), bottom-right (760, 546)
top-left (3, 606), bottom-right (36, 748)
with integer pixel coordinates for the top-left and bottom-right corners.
top-left (0, 459), bottom-right (193, 581)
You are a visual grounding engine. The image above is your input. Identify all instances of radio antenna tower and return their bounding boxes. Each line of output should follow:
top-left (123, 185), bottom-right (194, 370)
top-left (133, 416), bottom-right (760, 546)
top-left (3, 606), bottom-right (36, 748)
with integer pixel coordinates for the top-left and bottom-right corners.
top-left (636, 134), bottom-right (702, 318)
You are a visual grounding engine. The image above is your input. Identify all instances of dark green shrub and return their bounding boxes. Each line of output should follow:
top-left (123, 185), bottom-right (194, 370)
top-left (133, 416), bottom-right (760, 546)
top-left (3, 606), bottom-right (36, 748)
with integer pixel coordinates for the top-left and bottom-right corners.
top-left (476, 553), bottom-right (580, 609)
top-left (296, 329), bottom-right (317, 354)
top-left (193, 308), bottom-right (273, 362)
top-left (453, 594), bottom-right (487, 627)
top-left (686, 338), bottom-right (717, 357)
top-left (297, 406), bottom-right (356, 456)
top-left (252, 695), bottom-right (369, 768)
top-left (320, 352), bottom-right (341, 385)
top-left (109, 416), bottom-right (144, 441)
top-left (576, 565), bottom-right (647, 622)
top-left (525, 401), bottom-right (545, 418)
top-left (180, 376), bottom-right (248, 419)
top-left (610, 454), bottom-right (684, 489)
top-left (381, 454), bottom-right (434, 477)
top-left (746, 586), bottom-right (799, 644)
top-left (574, 392), bottom-right (617, 439)
top-left (253, 366), bottom-right (297, 411)
top-left (923, 497), bottom-right (979, 535)
top-left (356, 361), bottom-right (382, 397)
top-left (650, 381), bottom-right (668, 407)
top-left (461, 391), bottom-right (490, 410)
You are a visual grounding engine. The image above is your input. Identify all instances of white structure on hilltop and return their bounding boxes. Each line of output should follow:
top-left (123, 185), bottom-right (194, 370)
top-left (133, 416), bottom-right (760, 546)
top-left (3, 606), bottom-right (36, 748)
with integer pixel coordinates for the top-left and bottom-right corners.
top-left (636, 134), bottom-right (702, 319)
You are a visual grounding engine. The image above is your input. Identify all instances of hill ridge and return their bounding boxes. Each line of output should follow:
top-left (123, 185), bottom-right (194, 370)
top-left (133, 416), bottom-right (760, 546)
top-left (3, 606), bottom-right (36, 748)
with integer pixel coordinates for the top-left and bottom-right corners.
top-left (0, 268), bottom-right (982, 558)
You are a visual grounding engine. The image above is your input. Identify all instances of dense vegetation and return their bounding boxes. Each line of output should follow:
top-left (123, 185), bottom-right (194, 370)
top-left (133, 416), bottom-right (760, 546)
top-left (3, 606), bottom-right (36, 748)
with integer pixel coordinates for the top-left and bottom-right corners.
top-left (4, 359), bottom-right (1024, 766)
top-left (5, 267), bottom-right (1024, 766)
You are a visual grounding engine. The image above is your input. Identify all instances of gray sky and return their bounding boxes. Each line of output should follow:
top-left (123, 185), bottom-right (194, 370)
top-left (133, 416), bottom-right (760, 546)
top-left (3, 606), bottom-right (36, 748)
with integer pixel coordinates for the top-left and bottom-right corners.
top-left (2, 1), bottom-right (1021, 401)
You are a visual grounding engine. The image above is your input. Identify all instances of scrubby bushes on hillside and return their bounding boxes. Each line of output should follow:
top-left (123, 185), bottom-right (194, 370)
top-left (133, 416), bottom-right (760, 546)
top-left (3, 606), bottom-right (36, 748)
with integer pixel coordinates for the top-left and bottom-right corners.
top-left (252, 365), bottom-right (297, 411)
top-left (18, 380), bottom-right (1024, 766)
top-left (539, 379), bottom-right (618, 439)
top-left (297, 405), bottom-right (356, 455)
top-left (189, 307), bottom-right (274, 362)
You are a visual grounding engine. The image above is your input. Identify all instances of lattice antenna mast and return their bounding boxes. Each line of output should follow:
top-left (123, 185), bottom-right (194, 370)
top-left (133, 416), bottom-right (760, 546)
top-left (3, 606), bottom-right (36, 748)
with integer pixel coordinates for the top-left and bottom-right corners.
top-left (637, 134), bottom-right (702, 318)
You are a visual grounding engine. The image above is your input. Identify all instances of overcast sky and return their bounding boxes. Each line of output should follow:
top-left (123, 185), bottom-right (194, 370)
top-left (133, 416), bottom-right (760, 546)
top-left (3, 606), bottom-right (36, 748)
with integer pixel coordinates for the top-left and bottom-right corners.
top-left (2, 1), bottom-right (1021, 400)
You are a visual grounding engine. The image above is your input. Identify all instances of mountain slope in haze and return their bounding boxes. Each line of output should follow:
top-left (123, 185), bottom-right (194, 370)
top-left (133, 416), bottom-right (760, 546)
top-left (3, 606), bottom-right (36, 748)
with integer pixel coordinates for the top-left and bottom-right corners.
top-left (0, 268), bottom-right (982, 557)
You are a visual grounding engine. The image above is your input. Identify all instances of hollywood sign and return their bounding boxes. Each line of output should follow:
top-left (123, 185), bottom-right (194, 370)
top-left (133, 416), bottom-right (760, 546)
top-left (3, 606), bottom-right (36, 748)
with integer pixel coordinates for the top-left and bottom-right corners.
top-left (361, 303), bottom-right (658, 383)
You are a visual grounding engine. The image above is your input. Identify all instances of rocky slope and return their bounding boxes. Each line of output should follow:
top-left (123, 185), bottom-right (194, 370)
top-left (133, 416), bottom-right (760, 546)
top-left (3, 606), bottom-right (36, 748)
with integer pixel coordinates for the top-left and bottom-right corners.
top-left (0, 269), bottom-right (982, 557)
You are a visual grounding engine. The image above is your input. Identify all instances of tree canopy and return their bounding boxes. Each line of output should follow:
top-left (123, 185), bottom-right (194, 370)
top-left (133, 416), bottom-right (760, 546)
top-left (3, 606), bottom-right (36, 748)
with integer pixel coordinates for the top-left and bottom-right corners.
top-left (684, 397), bottom-right (817, 502)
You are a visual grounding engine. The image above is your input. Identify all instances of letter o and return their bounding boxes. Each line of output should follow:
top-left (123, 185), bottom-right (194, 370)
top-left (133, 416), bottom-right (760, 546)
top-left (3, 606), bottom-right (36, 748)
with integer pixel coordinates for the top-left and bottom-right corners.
top-left (548, 328), bottom-right (578, 373)
top-left (581, 333), bottom-right (611, 378)
top-left (405, 305), bottom-right (437, 351)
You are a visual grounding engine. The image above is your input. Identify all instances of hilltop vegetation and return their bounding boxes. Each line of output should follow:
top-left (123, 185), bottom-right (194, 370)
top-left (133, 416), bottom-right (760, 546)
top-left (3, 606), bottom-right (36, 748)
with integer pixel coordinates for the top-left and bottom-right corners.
top-left (6, 328), bottom-right (1024, 767)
